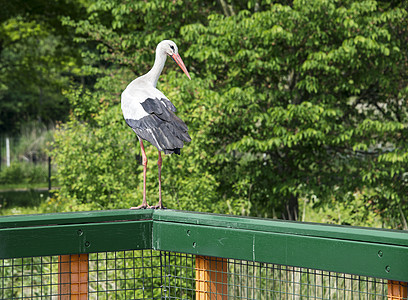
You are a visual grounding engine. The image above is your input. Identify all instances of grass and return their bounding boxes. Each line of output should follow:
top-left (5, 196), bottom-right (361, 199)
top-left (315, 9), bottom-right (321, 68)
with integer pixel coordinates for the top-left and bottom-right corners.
top-left (0, 122), bottom-right (57, 216)
top-left (0, 182), bottom-right (49, 190)
top-left (0, 161), bottom-right (51, 185)
top-left (0, 189), bottom-right (48, 206)
top-left (0, 162), bottom-right (55, 216)
top-left (0, 203), bottom-right (49, 216)
top-left (0, 189), bottom-right (52, 216)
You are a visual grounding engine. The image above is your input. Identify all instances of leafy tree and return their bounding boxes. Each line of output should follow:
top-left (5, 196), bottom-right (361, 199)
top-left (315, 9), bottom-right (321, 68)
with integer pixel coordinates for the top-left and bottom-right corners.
top-left (52, 0), bottom-right (408, 227)
top-left (51, 1), bottom-right (231, 212)
top-left (181, 0), bottom-right (408, 222)
top-left (0, 0), bottom-right (86, 134)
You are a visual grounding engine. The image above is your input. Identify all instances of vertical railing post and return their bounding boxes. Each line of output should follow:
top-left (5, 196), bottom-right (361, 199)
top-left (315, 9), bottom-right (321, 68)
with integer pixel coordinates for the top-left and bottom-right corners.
top-left (196, 255), bottom-right (228, 300)
top-left (48, 156), bottom-right (52, 191)
top-left (6, 137), bottom-right (10, 167)
top-left (58, 255), bottom-right (71, 299)
top-left (58, 254), bottom-right (89, 300)
top-left (388, 281), bottom-right (407, 300)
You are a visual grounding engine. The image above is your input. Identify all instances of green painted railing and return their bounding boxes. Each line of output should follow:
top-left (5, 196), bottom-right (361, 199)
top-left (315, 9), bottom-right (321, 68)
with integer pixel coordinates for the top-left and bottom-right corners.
top-left (1, 209), bottom-right (407, 282)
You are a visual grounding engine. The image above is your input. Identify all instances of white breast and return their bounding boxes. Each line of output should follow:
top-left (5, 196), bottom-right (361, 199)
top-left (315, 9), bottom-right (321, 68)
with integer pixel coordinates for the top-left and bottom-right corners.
top-left (121, 77), bottom-right (168, 121)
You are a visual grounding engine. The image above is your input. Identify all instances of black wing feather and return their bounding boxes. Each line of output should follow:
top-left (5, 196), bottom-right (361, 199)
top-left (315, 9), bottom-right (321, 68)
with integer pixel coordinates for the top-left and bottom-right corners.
top-left (125, 98), bottom-right (191, 154)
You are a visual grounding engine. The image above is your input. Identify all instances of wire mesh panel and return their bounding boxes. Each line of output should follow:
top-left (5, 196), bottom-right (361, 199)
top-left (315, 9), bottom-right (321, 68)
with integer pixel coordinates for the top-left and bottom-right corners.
top-left (0, 256), bottom-right (60, 299)
top-left (88, 250), bottom-right (162, 299)
top-left (162, 252), bottom-right (196, 299)
top-left (228, 259), bottom-right (389, 299)
top-left (162, 252), bottom-right (392, 300)
top-left (0, 250), bottom-right (163, 300)
top-left (0, 251), bottom-right (404, 300)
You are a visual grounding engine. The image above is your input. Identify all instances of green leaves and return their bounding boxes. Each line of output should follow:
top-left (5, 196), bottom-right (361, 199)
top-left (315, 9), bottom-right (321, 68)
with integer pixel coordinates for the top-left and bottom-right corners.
top-left (179, 0), bottom-right (408, 221)
top-left (50, 0), bottom-right (408, 226)
top-left (0, 6), bottom-right (83, 134)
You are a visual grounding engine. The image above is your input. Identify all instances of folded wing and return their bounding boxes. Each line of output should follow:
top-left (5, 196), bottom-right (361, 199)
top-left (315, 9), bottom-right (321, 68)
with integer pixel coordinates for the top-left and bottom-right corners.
top-left (124, 97), bottom-right (191, 155)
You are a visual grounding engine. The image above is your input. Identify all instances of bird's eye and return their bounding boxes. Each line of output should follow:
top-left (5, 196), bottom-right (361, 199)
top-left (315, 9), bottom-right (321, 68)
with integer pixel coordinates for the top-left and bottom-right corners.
top-left (170, 45), bottom-right (175, 51)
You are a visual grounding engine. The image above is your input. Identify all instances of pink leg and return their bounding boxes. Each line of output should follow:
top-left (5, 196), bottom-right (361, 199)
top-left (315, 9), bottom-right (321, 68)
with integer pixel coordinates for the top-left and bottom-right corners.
top-left (158, 151), bottom-right (162, 206)
top-left (151, 151), bottom-right (165, 209)
top-left (130, 137), bottom-right (149, 209)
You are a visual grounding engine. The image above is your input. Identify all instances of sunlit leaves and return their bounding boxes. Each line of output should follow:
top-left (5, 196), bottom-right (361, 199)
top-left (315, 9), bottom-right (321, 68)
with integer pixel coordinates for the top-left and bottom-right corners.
top-left (180, 0), bottom-right (408, 221)
top-left (51, 0), bottom-right (408, 225)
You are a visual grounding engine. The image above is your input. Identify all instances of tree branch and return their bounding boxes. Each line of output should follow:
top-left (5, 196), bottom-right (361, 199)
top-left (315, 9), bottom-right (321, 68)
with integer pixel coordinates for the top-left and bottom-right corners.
top-left (218, 0), bottom-right (235, 16)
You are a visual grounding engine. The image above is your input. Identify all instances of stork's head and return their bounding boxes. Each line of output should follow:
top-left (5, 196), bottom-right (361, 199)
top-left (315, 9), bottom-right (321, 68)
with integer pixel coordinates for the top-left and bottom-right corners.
top-left (157, 40), bottom-right (191, 80)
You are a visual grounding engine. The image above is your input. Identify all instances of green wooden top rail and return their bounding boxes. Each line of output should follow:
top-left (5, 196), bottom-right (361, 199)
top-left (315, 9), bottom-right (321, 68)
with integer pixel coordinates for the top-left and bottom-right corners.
top-left (1, 209), bottom-right (408, 281)
top-left (0, 209), bottom-right (153, 229)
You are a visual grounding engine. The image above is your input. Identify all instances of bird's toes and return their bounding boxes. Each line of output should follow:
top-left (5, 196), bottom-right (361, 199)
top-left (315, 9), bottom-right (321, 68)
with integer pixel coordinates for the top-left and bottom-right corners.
top-left (149, 203), bottom-right (166, 210)
top-left (130, 204), bottom-right (149, 210)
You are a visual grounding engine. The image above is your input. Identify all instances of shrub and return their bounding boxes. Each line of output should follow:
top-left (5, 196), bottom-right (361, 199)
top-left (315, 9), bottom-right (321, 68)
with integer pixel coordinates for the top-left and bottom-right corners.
top-left (0, 162), bottom-right (48, 185)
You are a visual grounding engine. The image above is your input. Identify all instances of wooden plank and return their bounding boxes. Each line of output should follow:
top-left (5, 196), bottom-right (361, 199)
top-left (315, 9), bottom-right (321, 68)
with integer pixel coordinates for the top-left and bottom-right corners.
top-left (58, 255), bottom-right (71, 299)
top-left (59, 254), bottom-right (89, 300)
top-left (196, 256), bottom-right (228, 299)
top-left (0, 209), bottom-right (153, 229)
top-left (2, 209), bottom-right (407, 248)
top-left (388, 281), bottom-right (407, 300)
top-left (153, 221), bottom-right (408, 282)
top-left (153, 210), bottom-right (408, 247)
top-left (0, 220), bottom-right (152, 259)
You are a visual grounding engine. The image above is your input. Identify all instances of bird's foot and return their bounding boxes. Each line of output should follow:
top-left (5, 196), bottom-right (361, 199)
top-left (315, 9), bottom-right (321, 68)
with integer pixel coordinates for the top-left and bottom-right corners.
top-left (130, 203), bottom-right (150, 209)
top-left (149, 202), bottom-right (166, 209)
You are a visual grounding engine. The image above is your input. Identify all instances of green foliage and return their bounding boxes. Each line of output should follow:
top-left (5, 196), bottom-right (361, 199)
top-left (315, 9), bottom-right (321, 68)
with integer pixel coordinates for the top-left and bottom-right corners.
top-left (0, 2), bottom-right (85, 134)
top-left (0, 162), bottom-right (48, 185)
top-left (300, 191), bottom-right (385, 228)
top-left (177, 0), bottom-right (408, 222)
top-left (14, 121), bottom-right (55, 161)
top-left (51, 0), bottom-right (408, 227)
top-left (0, 189), bottom-right (49, 215)
top-left (0, 123), bottom-right (54, 186)
top-left (53, 106), bottom-right (136, 209)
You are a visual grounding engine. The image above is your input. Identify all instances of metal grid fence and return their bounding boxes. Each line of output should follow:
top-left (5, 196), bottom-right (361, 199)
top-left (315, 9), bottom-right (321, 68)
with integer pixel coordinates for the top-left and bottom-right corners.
top-left (163, 252), bottom-right (391, 300)
top-left (1, 210), bottom-right (407, 299)
top-left (1, 256), bottom-right (59, 299)
top-left (1, 250), bottom-right (398, 299)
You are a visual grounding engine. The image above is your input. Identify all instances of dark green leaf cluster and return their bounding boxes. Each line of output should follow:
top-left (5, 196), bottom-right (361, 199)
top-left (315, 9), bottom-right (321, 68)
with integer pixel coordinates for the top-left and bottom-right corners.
top-left (0, 1), bottom-right (86, 134)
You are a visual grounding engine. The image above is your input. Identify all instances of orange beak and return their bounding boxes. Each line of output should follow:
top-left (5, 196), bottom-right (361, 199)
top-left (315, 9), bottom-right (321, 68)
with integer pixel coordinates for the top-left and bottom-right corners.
top-left (171, 53), bottom-right (191, 80)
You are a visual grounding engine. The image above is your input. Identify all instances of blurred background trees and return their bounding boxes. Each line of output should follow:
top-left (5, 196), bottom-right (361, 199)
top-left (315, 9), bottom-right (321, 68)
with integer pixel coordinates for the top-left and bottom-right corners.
top-left (1, 0), bottom-right (407, 228)
top-left (0, 0), bottom-right (87, 133)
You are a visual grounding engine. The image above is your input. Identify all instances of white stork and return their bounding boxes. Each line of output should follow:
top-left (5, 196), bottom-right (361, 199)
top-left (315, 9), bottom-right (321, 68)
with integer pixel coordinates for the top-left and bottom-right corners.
top-left (121, 40), bottom-right (191, 209)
